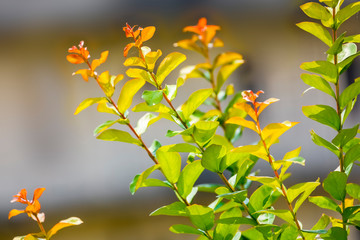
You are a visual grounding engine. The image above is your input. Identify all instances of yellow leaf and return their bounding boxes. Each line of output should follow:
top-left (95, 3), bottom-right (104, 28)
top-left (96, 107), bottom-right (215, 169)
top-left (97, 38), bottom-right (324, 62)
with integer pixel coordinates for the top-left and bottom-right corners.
top-left (8, 209), bottom-right (25, 219)
top-left (97, 102), bottom-right (118, 115)
top-left (262, 121), bottom-right (299, 147)
top-left (231, 144), bottom-right (268, 161)
top-left (117, 79), bottom-right (146, 114)
top-left (74, 97), bottom-right (107, 115)
top-left (233, 102), bottom-right (256, 121)
top-left (226, 117), bottom-right (258, 133)
top-left (258, 98), bottom-right (280, 115)
top-left (47, 217), bottom-right (83, 239)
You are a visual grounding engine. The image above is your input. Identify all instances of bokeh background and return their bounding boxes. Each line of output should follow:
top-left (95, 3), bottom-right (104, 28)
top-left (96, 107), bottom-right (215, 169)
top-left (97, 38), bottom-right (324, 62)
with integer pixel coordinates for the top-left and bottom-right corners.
top-left (1, 0), bottom-right (360, 239)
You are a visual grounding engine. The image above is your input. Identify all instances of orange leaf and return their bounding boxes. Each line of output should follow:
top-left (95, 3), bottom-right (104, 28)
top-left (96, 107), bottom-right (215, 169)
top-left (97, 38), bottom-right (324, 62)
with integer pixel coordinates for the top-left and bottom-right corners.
top-left (32, 188), bottom-right (45, 202)
top-left (47, 217), bottom-right (83, 239)
top-left (226, 116), bottom-right (259, 133)
top-left (73, 69), bottom-right (92, 82)
top-left (66, 54), bottom-right (84, 64)
top-left (258, 98), bottom-right (280, 115)
top-left (141, 26), bottom-right (155, 42)
top-left (8, 209), bottom-right (25, 219)
top-left (233, 102), bottom-right (256, 121)
top-left (91, 51), bottom-right (109, 70)
top-left (124, 43), bottom-right (135, 57)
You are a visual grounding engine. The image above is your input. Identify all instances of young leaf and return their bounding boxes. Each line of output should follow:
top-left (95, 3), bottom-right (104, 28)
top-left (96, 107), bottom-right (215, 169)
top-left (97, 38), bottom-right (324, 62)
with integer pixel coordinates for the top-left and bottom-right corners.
top-left (339, 80), bottom-right (360, 110)
top-left (337, 52), bottom-right (360, 74)
top-left (323, 171), bottom-right (347, 201)
top-left (142, 90), bottom-right (164, 106)
top-left (145, 50), bottom-right (162, 71)
top-left (302, 105), bottom-right (340, 131)
top-left (74, 97), bottom-right (107, 115)
top-left (156, 147), bottom-right (181, 184)
top-left (126, 68), bottom-right (154, 86)
top-left (186, 205), bottom-right (215, 231)
top-left (287, 181), bottom-right (320, 204)
top-left (123, 57), bottom-right (146, 68)
top-left (332, 124), bottom-right (359, 147)
top-left (247, 176), bottom-right (281, 191)
top-left (259, 209), bottom-right (295, 226)
top-left (193, 120), bottom-right (219, 146)
top-left (177, 160), bottom-right (204, 199)
top-left (181, 88), bottom-right (213, 119)
top-left (117, 78), bottom-right (146, 114)
top-left (169, 224), bottom-right (203, 235)
top-left (296, 22), bottom-right (332, 47)
top-left (308, 196), bottom-right (341, 213)
top-left (47, 217), bottom-right (83, 239)
top-left (226, 117), bottom-right (258, 133)
top-left (97, 129), bottom-right (142, 146)
top-left (141, 26), bottom-right (156, 42)
top-left (300, 61), bottom-right (338, 83)
top-left (248, 185), bottom-right (281, 214)
top-left (150, 202), bottom-right (187, 217)
top-left (165, 84), bottom-right (178, 101)
top-left (262, 121), bottom-right (299, 147)
top-left (213, 52), bottom-right (244, 69)
top-left (156, 52), bottom-right (186, 85)
top-left (216, 61), bottom-right (244, 93)
top-left (213, 207), bottom-right (242, 240)
top-left (132, 102), bottom-right (172, 113)
top-left (327, 33), bottom-right (345, 55)
top-left (93, 119), bottom-right (129, 136)
top-left (292, 181), bottom-right (321, 213)
top-left (217, 190), bottom-right (247, 203)
top-left (303, 214), bottom-right (330, 239)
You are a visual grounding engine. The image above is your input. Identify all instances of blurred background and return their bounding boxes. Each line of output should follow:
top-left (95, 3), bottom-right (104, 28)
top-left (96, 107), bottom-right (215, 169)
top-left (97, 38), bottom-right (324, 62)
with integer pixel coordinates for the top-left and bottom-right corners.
top-left (1, 0), bottom-right (360, 239)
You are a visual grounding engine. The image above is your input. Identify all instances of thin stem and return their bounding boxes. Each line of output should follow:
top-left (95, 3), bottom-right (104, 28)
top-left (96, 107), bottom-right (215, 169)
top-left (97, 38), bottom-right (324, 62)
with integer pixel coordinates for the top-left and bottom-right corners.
top-left (254, 107), bottom-right (305, 240)
top-left (34, 214), bottom-right (48, 239)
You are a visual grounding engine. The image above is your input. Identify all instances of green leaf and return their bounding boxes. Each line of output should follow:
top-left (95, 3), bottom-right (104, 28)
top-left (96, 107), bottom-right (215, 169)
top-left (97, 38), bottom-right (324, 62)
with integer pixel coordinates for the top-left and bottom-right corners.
top-left (216, 61), bottom-right (243, 93)
top-left (342, 97), bottom-right (357, 124)
top-left (287, 181), bottom-right (320, 204)
top-left (344, 34), bottom-right (360, 43)
top-left (300, 2), bottom-right (333, 27)
top-left (319, 0), bottom-right (341, 8)
top-left (339, 81), bottom-right (360, 110)
top-left (142, 90), bottom-right (163, 106)
top-left (193, 120), bottom-right (219, 146)
top-left (293, 181), bottom-right (321, 213)
top-left (47, 217), bottom-right (83, 239)
top-left (301, 73), bottom-right (335, 98)
top-left (247, 176), bottom-right (281, 191)
top-left (181, 88), bottom-right (213, 119)
top-left (249, 185), bottom-right (281, 214)
top-left (74, 97), bottom-right (107, 115)
top-left (129, 164), bottom-right (160, 194)
top-left (260, 210), bottom-right (295, 226)
top-left (177, 161), bottom-right (204, 199)
top-left (134, 113), bottom-right (160, 136)
top-left (97, 129), bottom-right (142, 146)
top-left (332, 124), bottom-right (359, 147)
top-left (93, 119), bottom-right (129, 136)
top-left (327, 33), bottom-right (345, 55)
top-left (150, 202), bottom-right (187, 217)
top-left (303, 105), bottom-right (340, 131)
top-left (165, 84), bottom-right (178, 101)
top-left (331, 43), bottom-right (358, 64)
top-left (279, 225), bottom-right (298, 240)
top-left (123, 57), bottom-right (146, 68)
top-left (308, 196), bottom-right (341, 213)
top-left (186, 205), bottom-right (215, 231)
top-left (344, 144), bottom-right (360, 169)
top-left (169, 224), bottom-right (203, 235)
top-left (337, 52), bottom-right (360, 74)
top-left (321, 227), bottom-right (347, 240)
top-left (296, 22), bottom-right (332, 47)
top-left (346, 183), bottom-right (360, 200)
top-left (217, 190), bottom-right (247, 203)
top-left (132, 102), bottom-right (172, 113)
top-left (156, 52), bottom-right (186, 86)
top-left (310, 130), bottom-right (340, 156)
top-left (201, 144), bottom-right (227, 172)
top-left (300, 61), bottom-right (338, 83)
top-left (216, 217), bottom-right (257, 226)
top-left (214, 207), bottom-right (242, 240)
top-left (156, 147), bottom-right (181, 184)
top-left (303, 214), bottom-right (330, 239)
top-left (343, 205), bottom-right (360, 222)
top-left (323, 171), bottom-right (347, 201)
top-left (336, 2), bottom-right (360, 28)
top-left (213, 52), bottom-right (244, 69)
top-left (160, 143), bottom-right (201, 154)
top-left (117, 78), bottom-right (146, 114)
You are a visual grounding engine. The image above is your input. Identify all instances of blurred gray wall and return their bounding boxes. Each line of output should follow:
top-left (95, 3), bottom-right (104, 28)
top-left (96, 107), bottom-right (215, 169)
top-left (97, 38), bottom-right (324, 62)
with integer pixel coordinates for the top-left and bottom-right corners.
top-left (1, 0), bottom-right (360, 239)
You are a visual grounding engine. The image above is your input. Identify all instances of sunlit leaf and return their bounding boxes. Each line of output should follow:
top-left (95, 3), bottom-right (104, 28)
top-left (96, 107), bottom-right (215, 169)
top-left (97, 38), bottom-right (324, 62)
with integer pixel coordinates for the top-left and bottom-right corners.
top-left (303, 214), bottom-right (330, 239)
top-left (72, 69), bottom-right (92, 82)
top-left (300, 60), bottom-right (338, 83)
top-left (93, 119), bottom-right (129, 136)
top-left (260, 209), bottom-right (295, 226)
top-left (247, 176), bottom-right (281, 191)
top-left (320, 227), bottom-right (347, 240)
top-left (344, 144), bottom-right (360, 168)
top-left (310, 130), bottom-right (340, 156)
top-left (292, 181), bottom-right (320, 213)
top-left (169, 224), bottom-right (202, 235)
top-left (182, 89), bottom-right (213, 119)
top-left (332, 124), bottom-right (359, 147)
top-left (193, 120), bottom-right (219, 146)
top-left (66, 54), bottom-right (84, 64)
top-left (347, 183), bottom-right (360, 200)
top-left (145, 49), bottom-right (162, 71)
top-left (186, 205), bottom-right (215, 231)
top-left (156, 147), bottom-right (181, 184)
top-left (123, 57), bottom-right (146, 68)
top-left (141, 26), bottom-right (156, 42)
top-left (117, 78), bottom-right (146, 114)
top-left (134, 113), bottom-right (160, 136)
top-left (97, 129), bottom-right (142, 146)
top-left (248, 185), bottom-right (281, 214)
top-left (308, 196), bottom-right (341, 213)
top-left (216, 61), bottom-right (244, 93)
top-left (327, 33), bottom-right (345, 55)
top-left (142, 90), bottom-right (164, 106)
top-left (150, 202), bottom-right (187, 217)
top-left (177, 161), bottom-right (204, 199)
top-left (262, 121), bottom-right (299, 147)
top-left (301, 73), bottom-right (335, 98)
top-left (132, 102), bottom-right (172, 113)
top-left (336, 2), bottom-right (360, 28)
top-left (91, 50), bottom-right (109, 70)
top-left (226, 117), bottom-right (258, 133)
top-left (156, 52), bottom-right (186, 86)
top-left (74, 97), bottom-right (107, 115)
top-left (302, 105), bottom-right (340, 131)
top-left (126, 68), bottom-right (154, 85)
top-left (339, 81), bottom-right (360, 110)
top-left (300, 2), bottom-right (333, 27)
top-left (296, 22), bottom-right (332, 46)
top-left (201, 144), bottom-right (227, 173)
top-left (47, 217), bottom-right (83, 239)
